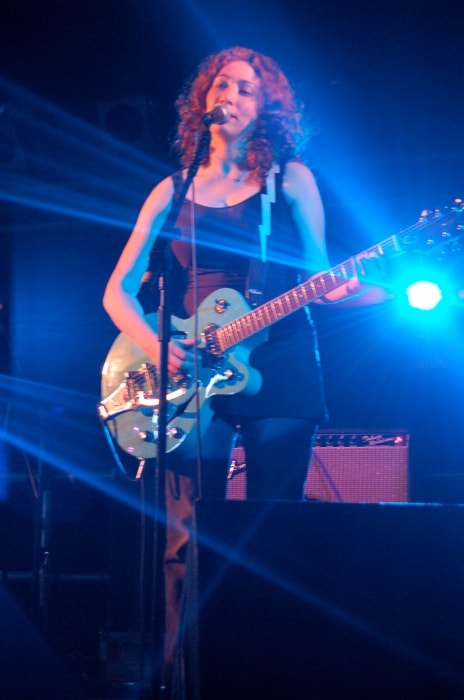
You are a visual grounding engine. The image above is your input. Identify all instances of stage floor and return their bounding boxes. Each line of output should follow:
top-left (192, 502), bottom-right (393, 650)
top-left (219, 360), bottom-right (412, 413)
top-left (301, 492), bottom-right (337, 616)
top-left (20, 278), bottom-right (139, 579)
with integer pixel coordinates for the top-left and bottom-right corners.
top-left (1, 499), bottom-right (464, 699)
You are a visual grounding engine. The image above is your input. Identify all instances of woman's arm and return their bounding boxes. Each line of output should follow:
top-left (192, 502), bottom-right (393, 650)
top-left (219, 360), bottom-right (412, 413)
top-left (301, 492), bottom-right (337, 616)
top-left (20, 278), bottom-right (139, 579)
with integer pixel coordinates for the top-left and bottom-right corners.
top-left (103, 176), bottom-right (195, 375)
top-left (283, 161), bottom-right (390, 305)
top-left (282, 160), bottom-right (329, 274)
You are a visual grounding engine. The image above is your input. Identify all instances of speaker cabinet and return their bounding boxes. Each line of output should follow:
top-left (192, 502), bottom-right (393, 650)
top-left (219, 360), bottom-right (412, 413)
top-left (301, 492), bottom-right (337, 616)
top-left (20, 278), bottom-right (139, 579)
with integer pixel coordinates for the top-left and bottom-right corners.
top-left (227, 430), bottom-right (409, 503)
top-left (226, 443), bottom-right (246, 500)
top-left (305, 430), bottom-right (409, 502)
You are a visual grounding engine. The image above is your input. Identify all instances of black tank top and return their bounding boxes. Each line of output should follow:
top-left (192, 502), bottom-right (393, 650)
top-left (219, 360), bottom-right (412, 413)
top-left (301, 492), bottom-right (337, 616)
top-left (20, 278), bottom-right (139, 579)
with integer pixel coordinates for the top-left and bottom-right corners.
top-left (171, 192), bottom-right (262, 318)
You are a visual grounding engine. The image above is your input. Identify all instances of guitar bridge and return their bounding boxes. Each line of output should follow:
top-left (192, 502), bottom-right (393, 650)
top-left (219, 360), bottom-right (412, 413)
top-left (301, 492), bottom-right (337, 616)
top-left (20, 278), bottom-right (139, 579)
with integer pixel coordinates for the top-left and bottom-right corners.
top-left (98, 362), bottom-right (190, 422)
top-left (126, 363), bottom-right (158, 402)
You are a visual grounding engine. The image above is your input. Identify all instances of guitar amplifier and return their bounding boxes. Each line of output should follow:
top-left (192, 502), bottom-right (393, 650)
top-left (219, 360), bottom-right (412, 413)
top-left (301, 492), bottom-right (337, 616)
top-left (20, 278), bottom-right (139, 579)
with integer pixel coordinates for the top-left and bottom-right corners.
top-left (226, 430), bottom-right (409, 503)
top-left (226, 443), bottom-right (247, 500)
top-left (305, 430), bottom-right (409, 503)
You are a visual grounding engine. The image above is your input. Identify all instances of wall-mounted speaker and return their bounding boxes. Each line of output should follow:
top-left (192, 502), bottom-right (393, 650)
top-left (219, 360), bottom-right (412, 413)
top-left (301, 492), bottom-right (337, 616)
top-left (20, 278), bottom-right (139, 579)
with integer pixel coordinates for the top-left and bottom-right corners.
top-left (97, 96), bottom-right (157, 154)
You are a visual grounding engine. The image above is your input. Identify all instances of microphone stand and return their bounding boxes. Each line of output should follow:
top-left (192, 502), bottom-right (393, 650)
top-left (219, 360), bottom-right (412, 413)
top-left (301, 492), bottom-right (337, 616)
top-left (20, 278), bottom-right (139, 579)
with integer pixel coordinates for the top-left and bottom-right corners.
top-left (151, 127), bottom-right (211, 698)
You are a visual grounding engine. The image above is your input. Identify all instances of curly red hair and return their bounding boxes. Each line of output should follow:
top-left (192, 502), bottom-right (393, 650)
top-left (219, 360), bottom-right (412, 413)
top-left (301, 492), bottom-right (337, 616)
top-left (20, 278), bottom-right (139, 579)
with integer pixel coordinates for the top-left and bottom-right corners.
top-left (173, 46), bottom-right (307, 184)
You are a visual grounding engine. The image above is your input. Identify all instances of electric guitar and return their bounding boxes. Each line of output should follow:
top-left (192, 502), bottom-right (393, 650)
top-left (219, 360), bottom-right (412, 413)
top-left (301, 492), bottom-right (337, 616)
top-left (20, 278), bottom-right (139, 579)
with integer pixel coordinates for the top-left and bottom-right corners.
top-left (98, 201), bottom-right (463, 465)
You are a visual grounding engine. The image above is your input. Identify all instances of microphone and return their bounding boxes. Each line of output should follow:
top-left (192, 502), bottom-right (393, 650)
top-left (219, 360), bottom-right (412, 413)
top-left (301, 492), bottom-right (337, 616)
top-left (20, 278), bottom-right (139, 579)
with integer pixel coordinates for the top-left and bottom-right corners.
top-left (201, 104), bottom-right (230, 126)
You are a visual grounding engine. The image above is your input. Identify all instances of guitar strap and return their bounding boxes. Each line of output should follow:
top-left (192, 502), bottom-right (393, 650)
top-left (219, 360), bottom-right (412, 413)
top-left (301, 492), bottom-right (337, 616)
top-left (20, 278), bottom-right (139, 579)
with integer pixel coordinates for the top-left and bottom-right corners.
top-left (140, 167), bottom-right (284, 311)
top-left (246, 162), bottom-right (281, 307)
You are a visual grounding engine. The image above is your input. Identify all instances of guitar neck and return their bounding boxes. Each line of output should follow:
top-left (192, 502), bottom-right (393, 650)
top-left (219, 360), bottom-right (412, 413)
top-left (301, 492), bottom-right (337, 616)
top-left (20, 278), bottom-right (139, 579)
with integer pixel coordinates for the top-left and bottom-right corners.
top-left (217, 234), bottom-right (400, 352)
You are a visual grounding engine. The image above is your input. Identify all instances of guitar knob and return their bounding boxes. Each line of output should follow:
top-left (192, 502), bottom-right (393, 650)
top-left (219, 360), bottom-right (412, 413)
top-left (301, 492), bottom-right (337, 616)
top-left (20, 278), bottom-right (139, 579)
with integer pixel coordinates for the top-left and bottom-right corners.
top-left (223, 368), bottom-right (243, 382)
top-left (168, 427), bottom-right (184, 440)
top-left (138, 430), bottom-right (156, 443)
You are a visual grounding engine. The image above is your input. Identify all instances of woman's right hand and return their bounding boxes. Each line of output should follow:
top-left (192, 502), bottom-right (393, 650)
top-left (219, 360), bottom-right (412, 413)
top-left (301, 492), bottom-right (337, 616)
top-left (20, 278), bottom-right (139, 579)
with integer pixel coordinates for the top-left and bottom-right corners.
top-left (166, 337), bottom-right (196, 382)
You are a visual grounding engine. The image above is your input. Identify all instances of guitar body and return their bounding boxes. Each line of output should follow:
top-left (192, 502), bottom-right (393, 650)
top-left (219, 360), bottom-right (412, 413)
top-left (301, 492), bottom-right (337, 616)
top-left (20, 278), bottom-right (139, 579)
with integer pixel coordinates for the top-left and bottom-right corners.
top-left (99, 288), bottom-right (266, 461)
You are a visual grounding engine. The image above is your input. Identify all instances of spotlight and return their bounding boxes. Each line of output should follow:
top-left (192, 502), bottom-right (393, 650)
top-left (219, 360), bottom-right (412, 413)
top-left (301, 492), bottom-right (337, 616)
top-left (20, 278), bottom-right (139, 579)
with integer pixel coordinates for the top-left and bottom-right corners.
top-left (406, 280), bottom-right (443, 311)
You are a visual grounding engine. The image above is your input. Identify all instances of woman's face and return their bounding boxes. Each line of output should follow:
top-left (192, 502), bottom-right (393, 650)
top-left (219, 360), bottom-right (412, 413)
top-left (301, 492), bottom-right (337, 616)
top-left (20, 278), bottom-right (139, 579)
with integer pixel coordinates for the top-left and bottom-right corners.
top-left (205, 60), bottom-right (260, 139)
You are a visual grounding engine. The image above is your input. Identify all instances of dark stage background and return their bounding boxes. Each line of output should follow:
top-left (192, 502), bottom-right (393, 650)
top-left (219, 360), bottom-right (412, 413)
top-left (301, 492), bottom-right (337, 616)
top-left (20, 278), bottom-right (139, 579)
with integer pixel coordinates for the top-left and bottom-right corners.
top-left (1, 1), bottom-right (464, 697)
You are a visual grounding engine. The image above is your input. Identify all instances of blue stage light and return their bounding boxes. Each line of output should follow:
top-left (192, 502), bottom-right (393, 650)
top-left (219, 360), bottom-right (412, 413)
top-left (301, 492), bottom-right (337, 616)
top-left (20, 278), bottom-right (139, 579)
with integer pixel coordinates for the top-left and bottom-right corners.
top-left (406, 280), bottom-right (443, 311)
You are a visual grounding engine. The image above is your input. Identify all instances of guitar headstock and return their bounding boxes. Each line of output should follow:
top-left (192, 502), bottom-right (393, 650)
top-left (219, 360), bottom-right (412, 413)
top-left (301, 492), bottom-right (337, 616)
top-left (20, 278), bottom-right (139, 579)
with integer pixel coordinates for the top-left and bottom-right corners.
top-left (398, 198), bottom-right (464, 257)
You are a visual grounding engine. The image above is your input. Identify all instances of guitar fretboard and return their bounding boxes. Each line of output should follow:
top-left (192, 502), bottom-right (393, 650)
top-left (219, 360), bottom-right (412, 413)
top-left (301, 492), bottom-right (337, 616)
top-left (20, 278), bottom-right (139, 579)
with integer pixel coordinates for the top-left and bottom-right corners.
top-left (216, 235), bottom-right (400, 352)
